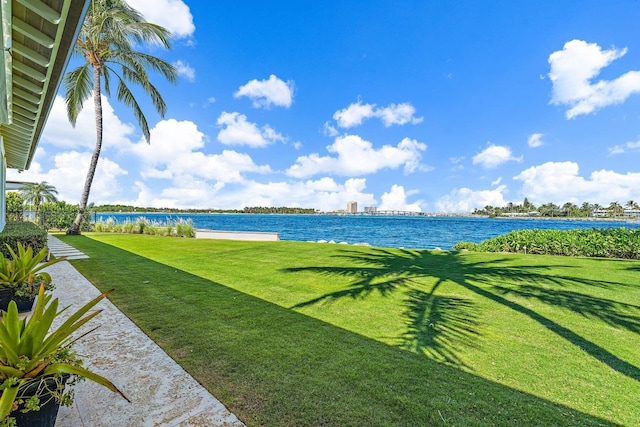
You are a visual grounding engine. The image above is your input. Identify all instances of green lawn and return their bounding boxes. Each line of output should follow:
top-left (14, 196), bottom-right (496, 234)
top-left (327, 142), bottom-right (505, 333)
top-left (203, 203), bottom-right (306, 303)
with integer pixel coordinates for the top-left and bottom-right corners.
top-left (57, 233), bottom-right (639, 426)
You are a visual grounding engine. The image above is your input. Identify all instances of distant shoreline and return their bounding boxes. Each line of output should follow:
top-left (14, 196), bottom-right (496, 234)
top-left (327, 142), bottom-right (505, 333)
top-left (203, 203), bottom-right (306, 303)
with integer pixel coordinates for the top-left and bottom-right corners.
top-left (491, 215), bottom-right (639, 223)
top-left (95, 211), bottom-right (639, 223)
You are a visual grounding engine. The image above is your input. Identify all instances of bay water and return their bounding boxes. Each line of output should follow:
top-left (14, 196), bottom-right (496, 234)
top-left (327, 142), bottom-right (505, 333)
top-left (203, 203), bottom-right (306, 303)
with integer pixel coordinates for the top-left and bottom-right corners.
top-left (95, 213), bottom-right (640, 250)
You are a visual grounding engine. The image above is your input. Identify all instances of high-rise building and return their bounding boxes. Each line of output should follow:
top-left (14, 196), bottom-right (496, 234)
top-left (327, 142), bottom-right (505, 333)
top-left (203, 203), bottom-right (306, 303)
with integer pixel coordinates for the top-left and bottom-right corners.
top-left (346, 201), bottom-right (358, 214)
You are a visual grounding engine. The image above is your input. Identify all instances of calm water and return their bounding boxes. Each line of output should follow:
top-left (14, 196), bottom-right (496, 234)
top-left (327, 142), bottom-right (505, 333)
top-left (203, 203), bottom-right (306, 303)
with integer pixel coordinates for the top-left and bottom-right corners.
top-left (95, 213), bottom-right (640, 250)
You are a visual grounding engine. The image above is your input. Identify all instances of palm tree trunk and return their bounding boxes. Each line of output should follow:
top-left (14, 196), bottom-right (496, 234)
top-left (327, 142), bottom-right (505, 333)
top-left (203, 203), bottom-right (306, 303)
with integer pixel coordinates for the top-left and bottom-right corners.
top-left (67, 67), bottom-right (103, 235)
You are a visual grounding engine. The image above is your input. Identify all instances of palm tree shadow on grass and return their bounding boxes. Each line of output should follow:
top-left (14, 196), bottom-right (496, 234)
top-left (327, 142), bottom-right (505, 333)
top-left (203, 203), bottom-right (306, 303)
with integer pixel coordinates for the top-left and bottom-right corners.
top-left (285, 248), bottom-right (640, 381)
top-left (399, 289), bottom-right (481, 368)
top-left (493, 285), bottom-right (640, 333)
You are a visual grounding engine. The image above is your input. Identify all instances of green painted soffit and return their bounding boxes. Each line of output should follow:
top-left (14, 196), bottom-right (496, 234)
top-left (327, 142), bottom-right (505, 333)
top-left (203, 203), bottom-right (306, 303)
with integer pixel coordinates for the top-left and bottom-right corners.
top-left (0, 0), bottom-right (10, 125)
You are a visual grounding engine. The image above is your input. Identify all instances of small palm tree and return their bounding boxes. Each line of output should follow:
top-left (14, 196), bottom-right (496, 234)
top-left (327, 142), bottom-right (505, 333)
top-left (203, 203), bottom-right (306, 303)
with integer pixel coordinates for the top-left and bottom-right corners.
top-left (20, 182), bottom-right (58, 221)
top-left (64, 0), bottom-right (178, 234)
top-left (608, 201), bottom-right (623, 218)
top-left (562, 202), bottom-right (578, 217)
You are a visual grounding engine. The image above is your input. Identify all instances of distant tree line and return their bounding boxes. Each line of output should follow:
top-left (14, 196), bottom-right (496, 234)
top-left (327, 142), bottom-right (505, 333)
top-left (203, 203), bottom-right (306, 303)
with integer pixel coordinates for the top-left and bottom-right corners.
top-left (473, 198), bottom-right (640, 218)
top-left (91, 205), bottom-right (317, 215)
top-left (242, 206), bottom-right (316, 214)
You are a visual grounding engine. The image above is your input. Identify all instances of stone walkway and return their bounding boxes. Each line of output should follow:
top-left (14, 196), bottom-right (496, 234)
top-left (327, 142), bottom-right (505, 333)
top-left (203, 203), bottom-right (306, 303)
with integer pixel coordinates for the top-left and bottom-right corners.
top-left (47, 235), bottom-right (89, 260)
top-left (44, 260), bottom-right (245, 427)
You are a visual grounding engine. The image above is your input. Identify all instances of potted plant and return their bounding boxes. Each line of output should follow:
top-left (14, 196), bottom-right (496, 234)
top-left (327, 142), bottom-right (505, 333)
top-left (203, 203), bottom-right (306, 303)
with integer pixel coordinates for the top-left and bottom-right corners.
top-left (0, 243), bottom-right (65, 313)
top-left (0, 285), bottom-right (129, 426)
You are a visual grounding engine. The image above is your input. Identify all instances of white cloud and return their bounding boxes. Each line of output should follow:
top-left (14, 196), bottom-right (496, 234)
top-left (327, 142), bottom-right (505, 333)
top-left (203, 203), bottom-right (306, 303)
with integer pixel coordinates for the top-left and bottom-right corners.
top-left (117, 179), bottom-right (225, 210)
top-left (173, 60), bottom-right (195, 82)
top-left (216, 112), bottom-right (285, 147)
top-left (435, 185), bottom-right (509, 213)
top-left (376, 103), bottom-right (424, 127)
top-left (131, 119), bottom-right (204, 162)
top-left (379, 185), bottom-right (423, 212)
top-left (333, 101), bottom-right (376, 128)
top-left (491, 177), bottom-right (502, 186)
top-left (608, 139), bottom-right (640, 155)
top-left (227, 178), bottom-right (376, 212)
top-left (333, 101), bottom-right (423, 128)
top-left (126, 0), bottom-right (195, 38)
top-left (449, 156), bottom-right (465, 171)
top-left (323, 121), bottom-right (339, 137)
top-left (287, 135), bottom-right (427, 178)
top-left (118, 176), bottom-right (377, 212)
top-left (527, 133), bottom-right (544, 148)
top-left (7, 152), bottom-right (127, 204)
top-left (41, 95), bottom-right (135, 151)
top-left (131, 119), bottom-right (272, 182)
top-left (472, 144), bottom-right (522, 168)
top-left (513, 161), bottom-right (640, 205)
top-left (548, 39), bottom-right (640, 118)
top-left (17, 118), bottom-right (278, 210)
top-left (234, 75), bottom-right (294, 109)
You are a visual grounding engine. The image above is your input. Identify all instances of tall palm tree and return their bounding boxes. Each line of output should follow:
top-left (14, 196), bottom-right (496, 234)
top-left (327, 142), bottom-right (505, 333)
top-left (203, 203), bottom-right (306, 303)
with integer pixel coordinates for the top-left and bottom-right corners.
top-left (63, 0), bottom-right (177, 234)
top-left (20, 182), bottom-right (58, 220)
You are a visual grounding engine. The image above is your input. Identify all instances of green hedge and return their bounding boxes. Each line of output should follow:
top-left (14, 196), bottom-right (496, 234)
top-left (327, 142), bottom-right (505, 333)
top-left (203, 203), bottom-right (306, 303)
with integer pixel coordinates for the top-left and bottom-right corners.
top-left (38, 201), bottom-right (92, 232)
top-left (454, 227), bottom-right (640, 259)
top-left (0, 221), bottom-right (48, 257)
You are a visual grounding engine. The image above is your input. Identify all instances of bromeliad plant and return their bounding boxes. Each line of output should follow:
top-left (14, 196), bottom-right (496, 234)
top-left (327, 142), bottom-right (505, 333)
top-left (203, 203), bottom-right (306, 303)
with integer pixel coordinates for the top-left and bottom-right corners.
top-left (0, 285), bottom-right (129, 424)
top-left (0, 243), bottom-right (65, 300)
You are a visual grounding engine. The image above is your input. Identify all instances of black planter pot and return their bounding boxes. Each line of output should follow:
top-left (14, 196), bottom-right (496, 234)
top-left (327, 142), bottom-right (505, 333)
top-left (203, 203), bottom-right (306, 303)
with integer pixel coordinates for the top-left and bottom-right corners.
top-left (0, 287), bottom-right (14, 312)
top-left (12, 375), bottom-right (70, 427)
top-left (12, 296), bottom-right (35, 313)
top-left (0, 288), bottom-right (35, 313)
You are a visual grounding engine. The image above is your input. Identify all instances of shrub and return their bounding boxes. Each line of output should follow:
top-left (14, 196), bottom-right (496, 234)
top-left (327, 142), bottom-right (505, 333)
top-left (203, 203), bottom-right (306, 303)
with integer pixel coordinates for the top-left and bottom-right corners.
top-left (136, 217), bottom-right (149, 234)
top-left (453, 241), bottom-right (479, 251)
top-left (456, 228), bottom-right (640, 259)
top-left (122, 221), bottom-right (136, 234)
top-left (175, 219), bottom-right (195, 238)
top-left (0, 222), bottom-right (47, 257)
top-left (93, 217), bottom-right (195, 238)
top-left (6, 192), bottom-right (24, 222)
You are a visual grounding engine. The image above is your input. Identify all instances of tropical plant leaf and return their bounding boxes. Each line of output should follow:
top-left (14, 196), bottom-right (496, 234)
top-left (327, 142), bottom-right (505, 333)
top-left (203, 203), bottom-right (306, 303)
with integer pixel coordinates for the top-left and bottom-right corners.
top-left (43, 363), bottom-right (130, 403)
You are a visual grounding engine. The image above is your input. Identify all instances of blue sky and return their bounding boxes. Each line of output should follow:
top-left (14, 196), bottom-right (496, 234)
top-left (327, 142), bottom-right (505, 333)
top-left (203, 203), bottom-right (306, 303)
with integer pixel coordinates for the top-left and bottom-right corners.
top-left (10, 0), bottom-right (640, 212)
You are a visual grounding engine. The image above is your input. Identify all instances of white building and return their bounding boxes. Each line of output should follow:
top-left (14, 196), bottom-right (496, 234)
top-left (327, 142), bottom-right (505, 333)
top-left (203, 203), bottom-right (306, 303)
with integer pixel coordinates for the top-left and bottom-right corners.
top-left (346, 201), bottom-right (358, 214)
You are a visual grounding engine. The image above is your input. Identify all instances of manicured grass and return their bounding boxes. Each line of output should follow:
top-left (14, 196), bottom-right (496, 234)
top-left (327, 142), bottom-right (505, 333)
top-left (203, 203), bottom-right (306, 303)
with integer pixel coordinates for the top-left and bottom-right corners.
top-left (57, 233), bottom-right (639, 426)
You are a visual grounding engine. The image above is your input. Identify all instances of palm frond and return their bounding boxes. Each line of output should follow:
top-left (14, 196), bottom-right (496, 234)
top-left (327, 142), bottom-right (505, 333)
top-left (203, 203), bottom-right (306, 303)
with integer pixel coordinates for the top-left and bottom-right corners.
top-left (63, 65), bottom-right (93, 125)
top-left (115, 78), bottom-right (150, 142)
top-left (119, 64), bottom-right (166, 116)
top-left (113, 50), bottom-right (178, 84)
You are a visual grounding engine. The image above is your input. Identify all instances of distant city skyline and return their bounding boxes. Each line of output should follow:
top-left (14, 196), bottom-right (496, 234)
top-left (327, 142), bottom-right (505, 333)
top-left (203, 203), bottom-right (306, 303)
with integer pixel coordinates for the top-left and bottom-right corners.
top-left (9, 0), bottom-right (640, 212)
